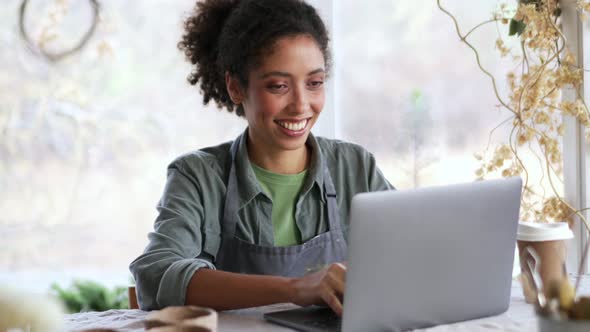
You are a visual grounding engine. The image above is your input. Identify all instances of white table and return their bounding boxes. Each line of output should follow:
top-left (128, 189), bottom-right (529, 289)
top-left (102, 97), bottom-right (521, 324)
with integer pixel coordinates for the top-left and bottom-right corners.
top-left (63, 275), bottom-right (590, 332)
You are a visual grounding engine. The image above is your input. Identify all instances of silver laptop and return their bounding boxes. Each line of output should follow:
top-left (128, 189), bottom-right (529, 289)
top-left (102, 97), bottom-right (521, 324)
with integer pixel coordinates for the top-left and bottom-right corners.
top-left (264, 177), bottom-right (522, 332)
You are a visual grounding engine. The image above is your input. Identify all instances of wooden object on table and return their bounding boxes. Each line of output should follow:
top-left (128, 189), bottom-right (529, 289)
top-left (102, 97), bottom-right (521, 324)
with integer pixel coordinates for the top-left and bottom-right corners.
top-left (128, 286), bottom-right (139, 310)
top-left (145, 306), bottom-right (217, 331)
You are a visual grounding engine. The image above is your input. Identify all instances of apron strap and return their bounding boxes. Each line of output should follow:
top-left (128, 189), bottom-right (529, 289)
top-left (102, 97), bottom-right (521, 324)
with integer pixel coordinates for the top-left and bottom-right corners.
top-left (221, 136), bottom-right (242, 238)
top-left (323, 166), bottom-right (342, 232)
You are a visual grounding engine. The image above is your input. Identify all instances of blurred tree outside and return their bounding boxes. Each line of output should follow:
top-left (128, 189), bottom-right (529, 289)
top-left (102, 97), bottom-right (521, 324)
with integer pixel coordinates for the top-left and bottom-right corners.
top-left (397, 90), bottom-right (438, 188)
top-left (335, 0), bottom-right (526, 189)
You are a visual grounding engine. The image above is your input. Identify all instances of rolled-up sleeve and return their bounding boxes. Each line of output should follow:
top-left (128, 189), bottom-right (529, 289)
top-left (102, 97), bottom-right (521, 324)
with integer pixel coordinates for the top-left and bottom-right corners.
top-left (129, 162), bottom-right (216, 310)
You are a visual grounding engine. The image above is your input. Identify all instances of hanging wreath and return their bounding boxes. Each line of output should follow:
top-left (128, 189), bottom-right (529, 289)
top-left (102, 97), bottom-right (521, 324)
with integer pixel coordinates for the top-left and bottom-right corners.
top-left (18, 0), bottom-right (100, 62)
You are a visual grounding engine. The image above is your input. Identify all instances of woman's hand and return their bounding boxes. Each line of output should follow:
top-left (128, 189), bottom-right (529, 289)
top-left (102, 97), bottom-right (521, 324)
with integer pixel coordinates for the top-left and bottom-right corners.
top-left (289, 262), bottom-right (347, 316)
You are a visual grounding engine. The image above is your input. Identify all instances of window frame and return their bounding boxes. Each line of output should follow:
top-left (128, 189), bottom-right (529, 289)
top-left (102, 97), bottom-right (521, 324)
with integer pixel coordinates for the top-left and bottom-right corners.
top-left (562, 0), bottom-right (589, 275)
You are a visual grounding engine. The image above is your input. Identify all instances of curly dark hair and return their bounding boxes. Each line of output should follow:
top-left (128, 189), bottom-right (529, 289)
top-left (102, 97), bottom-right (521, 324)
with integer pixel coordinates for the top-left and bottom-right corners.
top-left (178, 0), bottom-right (331, 117)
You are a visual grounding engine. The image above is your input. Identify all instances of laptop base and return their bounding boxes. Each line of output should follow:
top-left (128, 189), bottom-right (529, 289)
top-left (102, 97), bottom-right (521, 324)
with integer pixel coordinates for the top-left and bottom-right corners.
top-left (264, 306), bottom-right (341, 332)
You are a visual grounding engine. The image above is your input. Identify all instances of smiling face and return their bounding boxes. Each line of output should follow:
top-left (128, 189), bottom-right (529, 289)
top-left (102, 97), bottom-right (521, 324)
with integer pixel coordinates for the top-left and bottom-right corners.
top-left (230, 34), bottom-right (326, 156)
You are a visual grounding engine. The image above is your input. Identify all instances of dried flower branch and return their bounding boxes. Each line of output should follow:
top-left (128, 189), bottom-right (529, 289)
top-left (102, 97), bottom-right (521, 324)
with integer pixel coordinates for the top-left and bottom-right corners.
top-left (437, 0), bottom-right (590, 292)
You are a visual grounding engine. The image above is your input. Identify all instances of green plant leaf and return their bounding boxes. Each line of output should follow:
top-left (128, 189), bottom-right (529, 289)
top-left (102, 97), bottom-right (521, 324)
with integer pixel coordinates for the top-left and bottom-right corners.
top-left (50, 283), bottom-right (84, 313)
top-left (74, 280), bottom-right (109, 311)
top-left (112, 286), bottom-right (130, 309)
top-left (509, 19), bottom-right (526, 36)
top-left (50, 279), bottom-right (130, 313)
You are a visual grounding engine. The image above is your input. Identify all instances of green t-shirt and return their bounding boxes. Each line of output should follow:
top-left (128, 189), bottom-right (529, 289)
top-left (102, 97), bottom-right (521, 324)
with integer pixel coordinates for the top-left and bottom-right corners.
top-left (251, 163), bottom-right (307, 247)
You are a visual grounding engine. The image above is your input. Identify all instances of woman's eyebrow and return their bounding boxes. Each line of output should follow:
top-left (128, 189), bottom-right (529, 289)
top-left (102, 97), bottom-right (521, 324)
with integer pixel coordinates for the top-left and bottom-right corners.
top-left (258, 71), bottom-right (291, 79)
top-left (308, 68), bottom-right (325, 76)
top-left (257, 68), bottom-right (325, 79)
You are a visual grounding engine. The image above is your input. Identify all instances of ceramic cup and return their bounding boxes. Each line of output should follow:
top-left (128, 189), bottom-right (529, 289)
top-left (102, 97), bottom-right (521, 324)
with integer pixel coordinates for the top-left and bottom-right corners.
top-left (144, 306), bottom-right (217, 332)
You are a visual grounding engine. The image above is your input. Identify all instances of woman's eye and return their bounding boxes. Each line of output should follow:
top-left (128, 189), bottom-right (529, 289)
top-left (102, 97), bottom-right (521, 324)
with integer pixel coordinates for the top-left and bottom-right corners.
top-left (308, 81), bottom-right (324, 89)
top-left (268, 84), bottom-right (288, 92)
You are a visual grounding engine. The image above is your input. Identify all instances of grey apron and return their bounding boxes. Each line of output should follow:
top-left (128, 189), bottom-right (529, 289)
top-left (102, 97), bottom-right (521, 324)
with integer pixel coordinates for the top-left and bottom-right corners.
top-left (214, 135), bottom-right (347, 277)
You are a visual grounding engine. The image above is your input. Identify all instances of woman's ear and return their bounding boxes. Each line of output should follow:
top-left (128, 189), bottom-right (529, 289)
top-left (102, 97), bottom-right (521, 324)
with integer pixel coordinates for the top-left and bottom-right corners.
top-left (225, 72), bottom-right (244, 105)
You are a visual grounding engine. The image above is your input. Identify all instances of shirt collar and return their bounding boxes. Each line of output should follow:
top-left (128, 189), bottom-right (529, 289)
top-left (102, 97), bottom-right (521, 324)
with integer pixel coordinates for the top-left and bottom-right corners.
top-left (233, 129), bottom-right (264, 208)
top-left (301, 132), bottom-right (326, 202)
top-left (232, 128), bottom-right (326, 208)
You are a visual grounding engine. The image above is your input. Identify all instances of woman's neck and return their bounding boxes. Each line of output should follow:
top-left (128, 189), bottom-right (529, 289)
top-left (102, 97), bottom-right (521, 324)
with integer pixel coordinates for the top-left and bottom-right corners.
top-left (246, 134), bottom-right (310, 175)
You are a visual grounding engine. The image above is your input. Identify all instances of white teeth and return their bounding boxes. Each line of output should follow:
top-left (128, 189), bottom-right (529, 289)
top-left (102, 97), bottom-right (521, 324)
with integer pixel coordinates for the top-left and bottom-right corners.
top-left (278, 120), bottom-right (306, 131)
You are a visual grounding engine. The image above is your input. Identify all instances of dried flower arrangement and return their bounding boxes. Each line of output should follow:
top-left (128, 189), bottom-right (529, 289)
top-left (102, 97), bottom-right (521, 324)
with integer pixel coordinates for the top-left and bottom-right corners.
top-left (437, 0), bottom-right (590, 320)
top-left (439, 0), bottom-right (589, 227)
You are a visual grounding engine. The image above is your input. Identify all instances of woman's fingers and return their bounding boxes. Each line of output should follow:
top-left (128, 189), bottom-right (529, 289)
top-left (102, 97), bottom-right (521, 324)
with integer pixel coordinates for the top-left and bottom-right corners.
top-left (326, 270), bottom-right (345, 296)
top-left (327, 263), bottom-right (347, 295)
top-left (322, 289), bottom-right (344, 316)
top-left (290, 261), bottom-right (348, 314)
top-left (321, 263), bottom-right (346, 315)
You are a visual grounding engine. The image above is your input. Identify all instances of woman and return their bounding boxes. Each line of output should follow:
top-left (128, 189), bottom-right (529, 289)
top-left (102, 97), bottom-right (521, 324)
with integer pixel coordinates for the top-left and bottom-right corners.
top-left (130, 0), bottom-right (393, 315)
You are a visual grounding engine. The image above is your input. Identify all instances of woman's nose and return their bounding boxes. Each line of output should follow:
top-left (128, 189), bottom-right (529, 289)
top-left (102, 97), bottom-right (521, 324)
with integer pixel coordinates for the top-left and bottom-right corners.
top-left (290, 86), bottom-right (310, 114)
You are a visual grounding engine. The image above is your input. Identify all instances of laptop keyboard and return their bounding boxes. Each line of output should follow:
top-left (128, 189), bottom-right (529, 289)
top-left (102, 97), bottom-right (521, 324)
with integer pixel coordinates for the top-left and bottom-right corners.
top-left (302, 311), bottom-right (341, 330)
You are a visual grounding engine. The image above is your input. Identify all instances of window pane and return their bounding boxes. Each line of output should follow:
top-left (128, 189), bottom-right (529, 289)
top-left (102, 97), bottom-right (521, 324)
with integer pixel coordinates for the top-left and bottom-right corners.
top-left (334, 0), bottom-right (567, 277)
top-left (0, 1), bottom-right (246, 291)
top-left (335, 0), bottom-right (562, 200)
top-left (336, 0), bottom-right (508, 188)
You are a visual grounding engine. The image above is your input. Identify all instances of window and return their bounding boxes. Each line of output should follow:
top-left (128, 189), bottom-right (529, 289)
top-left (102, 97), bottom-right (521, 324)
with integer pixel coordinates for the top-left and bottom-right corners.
top-left (334, 0), bottom-right (521, 190)
top-left (333, 0), bottom-right (589, 276)
top-left (0, 0), bottom-right (246, 291)
top-left (2, 0), bottom-right (587, 293)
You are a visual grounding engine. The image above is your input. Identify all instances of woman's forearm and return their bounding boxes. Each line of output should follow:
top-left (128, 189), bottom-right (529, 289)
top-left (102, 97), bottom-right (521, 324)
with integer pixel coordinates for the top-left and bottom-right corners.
top-left (185, 268), bottom-right (295, 310)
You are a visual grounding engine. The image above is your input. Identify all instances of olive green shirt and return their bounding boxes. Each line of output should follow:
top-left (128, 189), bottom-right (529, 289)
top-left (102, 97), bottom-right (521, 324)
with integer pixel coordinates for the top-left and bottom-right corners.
top-left (251, 163), bottom-right (307, 247)
top-left (130, 129), bottom-right (394, 310)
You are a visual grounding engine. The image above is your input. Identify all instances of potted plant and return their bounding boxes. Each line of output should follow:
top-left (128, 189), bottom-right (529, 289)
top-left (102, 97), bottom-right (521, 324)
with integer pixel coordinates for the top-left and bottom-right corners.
top-left (437, 0), bottom-right (590, 324)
